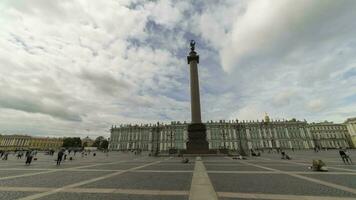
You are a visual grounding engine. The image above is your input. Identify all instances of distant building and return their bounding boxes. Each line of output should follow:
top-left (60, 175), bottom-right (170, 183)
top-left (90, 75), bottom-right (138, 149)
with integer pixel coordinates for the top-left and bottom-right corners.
top-left (0, 135), bottom-right (31, 150)
top-left (82, 136), bottom-right (94, 147)
top-left (309, 122), bottom-right (351, 149)
top-left (0, 135), bottom-right (63, 151)
top-left (345, 117), bottom-right (356, 148)
top-left (110, 115), bottom-right (355, 153)
top-left (84, 147), bottom-right (97, 151)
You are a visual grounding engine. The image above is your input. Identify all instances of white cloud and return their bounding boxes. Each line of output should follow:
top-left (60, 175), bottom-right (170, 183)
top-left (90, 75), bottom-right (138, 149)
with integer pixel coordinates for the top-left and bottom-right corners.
top-left (194, 0), bottom-right (356, 123)
top-left (307, 99), bottom-right (326, 112)
top-left (0, 0), bottom-right (355, 138)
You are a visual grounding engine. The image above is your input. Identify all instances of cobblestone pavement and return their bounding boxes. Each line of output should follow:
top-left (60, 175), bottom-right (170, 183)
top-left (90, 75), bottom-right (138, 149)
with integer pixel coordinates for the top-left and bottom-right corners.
top-left (0, 150), bottom-right (355, 200)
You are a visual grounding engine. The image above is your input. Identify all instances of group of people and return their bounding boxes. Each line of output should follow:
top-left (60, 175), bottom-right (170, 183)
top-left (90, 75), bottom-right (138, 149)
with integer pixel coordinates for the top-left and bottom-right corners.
top-left (250, 149), bottom-right (261, 157)
top-left (1, 150), bottom-right (37, 165)
top-left (281, 151), bottom-right (291, 160)
top-left (56, 149), bottom-right (75, 165)
top-left (56, 149), bottom-right (104, 165)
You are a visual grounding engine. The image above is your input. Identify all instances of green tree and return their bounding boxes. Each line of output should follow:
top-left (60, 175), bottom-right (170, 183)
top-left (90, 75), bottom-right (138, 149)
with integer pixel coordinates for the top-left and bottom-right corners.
top-left (100, 139), bottom-right (109, 150)
top-left (62, 137), bottom-right (82, 148)
top-left (93, 136), bottom-right (108, 150)
top-left (92, 136), bottom-right (104, 147)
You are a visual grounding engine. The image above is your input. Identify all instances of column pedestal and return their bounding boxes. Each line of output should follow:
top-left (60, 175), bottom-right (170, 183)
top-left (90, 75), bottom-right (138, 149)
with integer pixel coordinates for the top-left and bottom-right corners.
top-left (185, 123), bottom-right (209, 154)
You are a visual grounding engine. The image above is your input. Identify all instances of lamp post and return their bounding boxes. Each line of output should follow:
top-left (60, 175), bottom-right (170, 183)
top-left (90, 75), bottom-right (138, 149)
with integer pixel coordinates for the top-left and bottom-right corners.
top-left (167, 130), bottom-right (176, 154)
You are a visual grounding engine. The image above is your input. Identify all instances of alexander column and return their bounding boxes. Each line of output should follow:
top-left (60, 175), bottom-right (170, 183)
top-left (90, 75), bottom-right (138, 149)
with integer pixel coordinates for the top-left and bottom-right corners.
top-left (186, 40), bottom-right (209, 153)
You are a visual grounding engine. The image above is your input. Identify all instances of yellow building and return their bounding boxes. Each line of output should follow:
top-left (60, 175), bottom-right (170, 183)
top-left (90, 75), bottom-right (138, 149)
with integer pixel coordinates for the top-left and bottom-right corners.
top-left (0, 135), bottom-right (63, 151)
top-left (0, 135), bottom-right (31, 150)
top-left (28, 137), bottom-right (63, 150)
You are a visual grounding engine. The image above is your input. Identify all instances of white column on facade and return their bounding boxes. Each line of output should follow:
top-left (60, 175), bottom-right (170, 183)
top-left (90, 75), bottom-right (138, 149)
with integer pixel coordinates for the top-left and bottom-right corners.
top-left (285, 128), bottom-right (290, 138)
top-left (258, 128), bottom-right (262, 139)
top-left (246, 129), bottom-right (251, 139)
top-left (351, 124), bottom-right (356, 135)
top-left (247, 141), bottom-right (252, 149)
top-left (207, 130), bottom-right (211, 140)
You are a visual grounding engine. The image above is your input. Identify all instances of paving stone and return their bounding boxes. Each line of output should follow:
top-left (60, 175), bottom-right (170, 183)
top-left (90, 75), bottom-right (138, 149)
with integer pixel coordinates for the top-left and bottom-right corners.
top-left (304, 174), bottom-right (356, 188)
top-left (38, 193), bottom-right (188, 200)
top-left (79, 172), bottom-right (192, 190)
top-left (81, 164), bottom-right (143, 170)
top-left (329, 165), bottom-right (356, 170)
top-left (139, 163), bottom-right (194, 171)
top-left (0, 170), bottom-right (45, 178)
top-left (0, 151), bottom-right (355, 200)
top-left (220, 198), bottom-right (274, 200)
top-left (205, 165), bottom-right (269, 171)
top-left (209, 173), bottom-right (356, 197)
top-left (0, 171), bottom-right (112, 187)
top-left (0, 191), bottom-right (37, 200)
top-left (257, 165), bottom-right (325, 172)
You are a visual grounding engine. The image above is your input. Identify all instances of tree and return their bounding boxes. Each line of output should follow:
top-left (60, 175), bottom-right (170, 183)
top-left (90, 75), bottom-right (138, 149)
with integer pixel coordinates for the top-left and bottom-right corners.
top-left (63, 137), bottom-right (82, 148)
top-left (92, 136), bottom-right (104, 148)
top-left (100, 139), bottom-right (109, 150)
top-left (93, 136), bottom-right (108, 150)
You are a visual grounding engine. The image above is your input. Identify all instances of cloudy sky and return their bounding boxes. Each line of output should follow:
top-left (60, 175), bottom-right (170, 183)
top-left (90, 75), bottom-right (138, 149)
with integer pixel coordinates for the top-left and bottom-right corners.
top-left (0, 0), bottom-right (355, 138)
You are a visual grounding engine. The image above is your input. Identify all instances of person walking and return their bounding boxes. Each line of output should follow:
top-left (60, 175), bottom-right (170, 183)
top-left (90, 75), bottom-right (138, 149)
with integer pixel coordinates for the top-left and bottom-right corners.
top-left (344, 149), bottom-right (353, 164)
top-left (57, 150), bottom-right (64, 165)
top-left (2, 151), bottom-right (9, 160)
top-left (25, 150), bottom-right (34, 165)
top-left (339, 149), bottom-right (349, 164)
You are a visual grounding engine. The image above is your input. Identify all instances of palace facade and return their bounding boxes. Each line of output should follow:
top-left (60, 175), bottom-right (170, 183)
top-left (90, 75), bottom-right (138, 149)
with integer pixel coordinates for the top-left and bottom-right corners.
top-left (345, 117), bottom-right (356, 148)
top-left (0, 135), bottom-right (63, 151)
top-left (309, 122), bottom-right (353, 149)
top-left (109, 116), bottom-right (353, 153)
